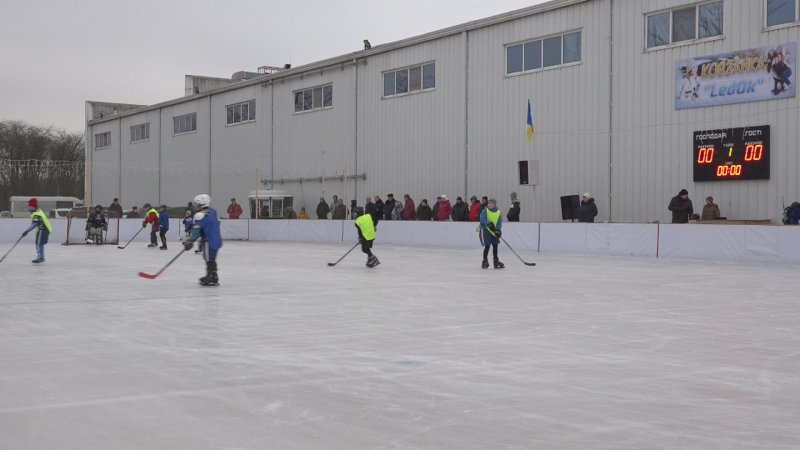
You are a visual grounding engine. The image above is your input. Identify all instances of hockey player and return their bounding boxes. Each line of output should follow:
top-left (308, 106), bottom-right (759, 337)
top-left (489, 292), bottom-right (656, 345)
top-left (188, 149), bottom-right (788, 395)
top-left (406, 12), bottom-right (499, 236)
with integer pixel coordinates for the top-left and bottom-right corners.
top-left (158, 204), bottom-right (170, 250)
top-left (354, 208), bottom-right (380, 268)
top-left (182, 209), bottom-right (194, 241)
top-left (183, 194), bottom-right (222, 286)
top-left (142, 203), bottom-right (160, 248)
top-left (21, 198), bottom-right (52, 264)
top-left (85, 205), bottom-right (108, 244)
top-left (479, 198), bottom-right (504, 269)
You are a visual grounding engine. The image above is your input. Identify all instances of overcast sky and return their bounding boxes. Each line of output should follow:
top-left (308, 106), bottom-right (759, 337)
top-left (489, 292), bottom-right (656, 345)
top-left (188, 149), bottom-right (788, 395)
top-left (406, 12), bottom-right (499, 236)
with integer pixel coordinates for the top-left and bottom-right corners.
top-left (1, 0), bottom-right (548, 133)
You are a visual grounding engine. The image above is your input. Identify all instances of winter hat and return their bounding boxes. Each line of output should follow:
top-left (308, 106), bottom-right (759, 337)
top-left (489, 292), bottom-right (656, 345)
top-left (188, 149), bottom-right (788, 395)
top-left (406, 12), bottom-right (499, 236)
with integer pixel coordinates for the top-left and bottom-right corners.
top-left (143, 203), bottom-right (152, 209)
top-left (706, 196), bottom-right (713, 201)
top-left (470, 195), bottom-right (478, 202)
top-left (440, 194), bottom-right (447, 200)
top-left (679, 189), bottom-right (689, 196)
top-left (488, 198), bottom-right (497, 204)
top-left (583, 192), bottom-right (592, 199)
top-left (28, 198), bottom-right (38, 209)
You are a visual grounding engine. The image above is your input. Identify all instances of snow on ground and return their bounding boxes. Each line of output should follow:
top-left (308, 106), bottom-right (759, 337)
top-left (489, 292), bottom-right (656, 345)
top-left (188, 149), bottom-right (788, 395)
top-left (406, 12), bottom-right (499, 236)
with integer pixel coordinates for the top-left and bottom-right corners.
top-left (1, 241), bottom-right (798, 449)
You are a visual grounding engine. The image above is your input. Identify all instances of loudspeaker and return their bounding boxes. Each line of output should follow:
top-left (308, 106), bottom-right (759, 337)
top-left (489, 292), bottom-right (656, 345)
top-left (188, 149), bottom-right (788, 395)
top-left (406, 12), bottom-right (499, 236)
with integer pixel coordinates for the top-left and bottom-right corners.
top-left (560, 195), bottom-right (580, 221)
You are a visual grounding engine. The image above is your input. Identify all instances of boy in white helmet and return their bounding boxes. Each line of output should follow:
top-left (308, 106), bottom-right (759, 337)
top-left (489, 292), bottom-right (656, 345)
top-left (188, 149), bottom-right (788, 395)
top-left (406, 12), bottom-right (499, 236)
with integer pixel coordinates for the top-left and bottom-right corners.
top-left (183, 194), bottom-right (222, 286)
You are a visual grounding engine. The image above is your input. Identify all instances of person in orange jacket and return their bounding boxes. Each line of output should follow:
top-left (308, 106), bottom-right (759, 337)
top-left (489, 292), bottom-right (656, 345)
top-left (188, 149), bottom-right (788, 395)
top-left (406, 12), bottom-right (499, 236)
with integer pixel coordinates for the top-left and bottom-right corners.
top-left (227, 198), bottom-right (243, 219)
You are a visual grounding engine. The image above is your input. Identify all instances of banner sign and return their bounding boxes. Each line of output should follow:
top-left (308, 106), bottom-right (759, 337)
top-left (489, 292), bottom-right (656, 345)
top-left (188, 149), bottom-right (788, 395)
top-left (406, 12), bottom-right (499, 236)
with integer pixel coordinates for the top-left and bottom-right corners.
top-left (675, 42), bottom-right (795, 109)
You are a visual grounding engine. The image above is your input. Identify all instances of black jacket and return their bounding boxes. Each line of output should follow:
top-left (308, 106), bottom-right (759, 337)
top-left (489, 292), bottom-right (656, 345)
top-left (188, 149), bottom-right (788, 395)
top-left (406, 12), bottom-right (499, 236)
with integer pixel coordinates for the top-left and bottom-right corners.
top-left (383, 199), bottom-right (395, 221)
top-left (668, 196), bottom-right (694, 223)
top-left (578, 199), bottom-right (598, 223)
top-left (451, 201), bottom-right (469, 221)
top-left (507, 201), bottom-right (521, 222)
top-left (316, 201), bottom-right (330, 219)
top-left (416, 205), bottom-right (432, 220)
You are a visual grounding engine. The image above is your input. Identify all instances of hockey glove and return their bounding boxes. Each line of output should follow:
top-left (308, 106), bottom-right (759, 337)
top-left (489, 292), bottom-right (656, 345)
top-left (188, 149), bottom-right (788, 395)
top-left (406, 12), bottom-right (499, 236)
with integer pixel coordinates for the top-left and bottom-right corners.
top-left (142, 221), bottom-right (147, 228)
top-left (487, 223), bottom-right (497, 233)
top-left (494, 228), bottom-right (502, 238)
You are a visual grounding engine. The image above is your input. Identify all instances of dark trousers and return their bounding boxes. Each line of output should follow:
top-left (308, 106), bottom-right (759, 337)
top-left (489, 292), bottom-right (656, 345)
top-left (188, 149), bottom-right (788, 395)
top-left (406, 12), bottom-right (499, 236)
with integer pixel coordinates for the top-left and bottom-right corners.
top-left (159, 228), bottom-right (167, 248)
top-left (150, 229), bottom-right (157, 245)
top-left (361, 239), bottom-right (373, 256)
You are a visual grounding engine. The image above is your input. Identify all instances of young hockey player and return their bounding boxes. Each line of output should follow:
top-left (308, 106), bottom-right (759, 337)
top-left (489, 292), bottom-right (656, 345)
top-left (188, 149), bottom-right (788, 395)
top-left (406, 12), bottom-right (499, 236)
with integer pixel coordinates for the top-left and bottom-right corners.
top-left (183, 194), bottom-right (222, 286)
top-left (21, 198), bottom-right (52, 264)
top-left (182, 209), bottom-right (194, 241)
top-left (479, 198), bottom-right (504, 269)
top-left (354, 208), bottom-right (380, 268)
top-left (85, 205), bottom-right (108, 244)
top-left (158, 204), bottom-right (170, 250)
top-left (142, 203), bottom-right (160, 248)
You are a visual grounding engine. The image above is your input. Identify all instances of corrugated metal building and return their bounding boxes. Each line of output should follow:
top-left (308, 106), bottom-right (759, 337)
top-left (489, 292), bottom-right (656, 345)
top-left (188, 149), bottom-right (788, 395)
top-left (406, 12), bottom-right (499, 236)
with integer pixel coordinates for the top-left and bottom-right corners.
top-left (85, 0), bottom-right (800, 223)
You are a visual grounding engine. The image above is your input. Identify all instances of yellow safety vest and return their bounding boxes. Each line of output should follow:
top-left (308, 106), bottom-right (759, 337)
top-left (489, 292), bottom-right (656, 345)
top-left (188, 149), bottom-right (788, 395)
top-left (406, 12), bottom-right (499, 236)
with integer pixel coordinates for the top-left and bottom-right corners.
top-left (31, 209), bottom-right (53, 233)
top-left (355, 214), bottom-right (376, 241)
top-left (485, 209), bottom-right (501, 236)
top-left (146, 208), bottom-right (159, 222)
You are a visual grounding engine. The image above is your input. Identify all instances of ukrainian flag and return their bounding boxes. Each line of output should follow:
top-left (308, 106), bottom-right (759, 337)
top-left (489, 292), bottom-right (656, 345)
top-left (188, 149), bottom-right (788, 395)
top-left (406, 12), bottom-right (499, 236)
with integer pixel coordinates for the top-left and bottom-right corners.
top-left (526, 99), bottom-right (534, 141)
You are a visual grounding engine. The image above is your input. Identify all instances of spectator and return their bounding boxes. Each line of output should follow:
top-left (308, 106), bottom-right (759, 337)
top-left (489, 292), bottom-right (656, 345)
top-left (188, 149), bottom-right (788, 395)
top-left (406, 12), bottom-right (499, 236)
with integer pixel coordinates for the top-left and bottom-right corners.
top-left (451, 196), bottom-right (469, 221)
top-left (507, 193), bottom-right (521, 222)
top-left (332, 199), bottom-right (347, 220)
top-left (107, 198), bottom-right (123, 219)
top-left (373, 195), bottom-right (384, 223)
top-left (668, 189), bottom-right (694, 223)
top-left (284, 205), bottom-right (297, 219)
top-left (432, 196), bottom-right (441, 221)
top-left (784, 202), bottom-right (800, 225)
top-left (416, 199), bottom-right (432, 220)
top-left (392, 200), bottom-right (403, 220)
top-left (437, 195), bottom-right (453, 221)
top-left (480, 196), bottom-right (489, 213)
top-left (402, 194), bottom-right (416, 220)
top-left (227, 198), bottom-right (243, 219)
top-left (350, 199), bottom-right (358, 219)
top-left (330, 195), bottom-right (339, 216)
top-left (468, 195), bottom-right (481, 221)
top-left (364, 196), bottom-right (375, 220)
top-left (126, 206), bottom-right (140, 218)
top-left (701, 196), bottom-right (721, 221)
top-left (316, 197), bottom-right (330, 219)
top-left (383, 194), bottom-right (395, 221)
top-left (578, 193), bottom-right (598, 223)
top-left (298, 207), bottom-right (309, 219)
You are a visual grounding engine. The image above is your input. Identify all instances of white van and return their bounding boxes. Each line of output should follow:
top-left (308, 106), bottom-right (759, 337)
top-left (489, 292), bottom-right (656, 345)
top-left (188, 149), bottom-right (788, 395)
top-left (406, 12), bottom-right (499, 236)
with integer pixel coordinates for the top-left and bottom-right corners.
top-left (8, 196), bottom-right (85, 218)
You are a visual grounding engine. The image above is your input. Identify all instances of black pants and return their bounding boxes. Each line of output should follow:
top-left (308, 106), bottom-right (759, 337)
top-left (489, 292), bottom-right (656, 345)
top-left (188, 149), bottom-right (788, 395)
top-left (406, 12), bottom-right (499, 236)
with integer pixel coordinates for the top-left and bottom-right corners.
top-left (483, 243), bottom-right (498, 260)
top-left (361, 239), bottom-right (373, 256)
top-left (159, 228), bottom-right (167, 248)
top-left (150, 229), bottom-right (157, 245)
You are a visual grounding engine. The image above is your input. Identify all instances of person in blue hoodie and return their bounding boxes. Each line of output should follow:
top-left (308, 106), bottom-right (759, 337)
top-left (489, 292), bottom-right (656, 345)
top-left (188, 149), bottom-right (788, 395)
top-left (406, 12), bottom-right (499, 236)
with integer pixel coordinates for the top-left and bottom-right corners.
top-left (182, 209), bottom-right (194, 239)
top-left (158, 204), bottom-right (170, 250)
top-left (479, 198), bottom-right (504, 269)
top-left (184, 194), bottom-right (222, 286)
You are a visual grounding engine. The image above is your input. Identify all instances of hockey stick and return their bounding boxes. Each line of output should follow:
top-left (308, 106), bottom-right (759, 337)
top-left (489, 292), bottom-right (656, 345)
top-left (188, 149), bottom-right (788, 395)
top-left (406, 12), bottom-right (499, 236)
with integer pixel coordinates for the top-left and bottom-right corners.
top-left (0, 234), bottom-right (26, 264)
top-left (500, 236), bottom-right (536, 266)
top-left (327, 242), bottom-right (360, 267)
top-left (118, 227), bottom-right (145, 249)
top-left (138, 249), bottom-right (187, 279)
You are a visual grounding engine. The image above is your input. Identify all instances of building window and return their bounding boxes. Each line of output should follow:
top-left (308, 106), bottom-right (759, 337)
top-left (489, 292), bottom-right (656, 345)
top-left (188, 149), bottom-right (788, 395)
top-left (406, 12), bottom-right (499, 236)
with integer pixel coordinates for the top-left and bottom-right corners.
top-left (506, 31), bottom-right (581, 75)
top-left (293, 84), bottom-right (333, 113)
top-left (383, 62), bottom-right (435, 98)
top-left (173, 113), bottom-right (197, 134)
top-left (130, 123), bottom-right (149, 143)
top-left (767, 0), bottom-right (799, 27)
top-left (95, 132), bottom-right (111, 150)
top-left (226, 100), bottom-right (256, 125)
top-left (646, 1), bottom-right (723, 49)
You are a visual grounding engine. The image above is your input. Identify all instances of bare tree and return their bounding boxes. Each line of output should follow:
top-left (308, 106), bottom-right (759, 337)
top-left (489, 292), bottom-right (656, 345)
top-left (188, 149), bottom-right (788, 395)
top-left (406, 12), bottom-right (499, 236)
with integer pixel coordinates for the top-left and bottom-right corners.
top-left (0, 120), bottom-right (85, 211)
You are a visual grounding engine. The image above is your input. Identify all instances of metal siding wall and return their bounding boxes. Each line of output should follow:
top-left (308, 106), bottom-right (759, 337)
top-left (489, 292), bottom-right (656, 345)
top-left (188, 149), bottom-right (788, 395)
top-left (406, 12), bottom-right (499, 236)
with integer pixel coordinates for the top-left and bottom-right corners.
top-left (613, 0), bottom-right (800, 223)
top-left (120, 112), bottom-right (159, 209)
top-left (210, 85), bottom-right (269, 217)
top-left (468, 0), bottom-right (610, 222)
top-left (359, 34), bottom-right (466, 207)
top-left (159, 99), bottom-right (210, 207)
top-left (90, 122), bottom-right (120, 208)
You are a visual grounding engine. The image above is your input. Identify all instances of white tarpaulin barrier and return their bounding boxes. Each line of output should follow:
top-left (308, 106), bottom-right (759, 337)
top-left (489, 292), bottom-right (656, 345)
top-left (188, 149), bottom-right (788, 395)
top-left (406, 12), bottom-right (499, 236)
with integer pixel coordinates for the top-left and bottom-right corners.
top-left (2, 218), bottom-right (800, 264)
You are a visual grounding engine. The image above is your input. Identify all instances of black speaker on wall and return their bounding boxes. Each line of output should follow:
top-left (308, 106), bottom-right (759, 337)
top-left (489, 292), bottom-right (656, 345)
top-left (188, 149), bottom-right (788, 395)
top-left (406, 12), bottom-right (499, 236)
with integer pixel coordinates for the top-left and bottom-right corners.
top-left (560, 195), bottom-right (580, 221)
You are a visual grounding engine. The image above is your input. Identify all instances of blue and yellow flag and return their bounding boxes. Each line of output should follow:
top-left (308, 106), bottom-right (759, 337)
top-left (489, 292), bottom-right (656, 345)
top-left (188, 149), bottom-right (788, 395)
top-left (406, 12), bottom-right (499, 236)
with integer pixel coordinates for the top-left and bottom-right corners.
top-left (526, 99), bottom-right (534, 141)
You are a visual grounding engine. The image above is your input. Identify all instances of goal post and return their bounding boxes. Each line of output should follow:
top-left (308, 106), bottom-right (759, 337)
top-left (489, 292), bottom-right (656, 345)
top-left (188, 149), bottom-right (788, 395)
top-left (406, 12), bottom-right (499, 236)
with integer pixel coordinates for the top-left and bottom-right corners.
top-left (62, 208), bottom-right (121, 245)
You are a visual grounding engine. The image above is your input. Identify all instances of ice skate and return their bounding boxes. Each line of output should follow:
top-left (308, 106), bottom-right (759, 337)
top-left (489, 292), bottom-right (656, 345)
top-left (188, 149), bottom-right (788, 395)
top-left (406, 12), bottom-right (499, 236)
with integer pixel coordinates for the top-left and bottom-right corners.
top-left (482, 258), bottom-right (490, 269)
top-left (147, 243), bottom-right (158, 248)
top-left (366, 255), bottom-right (380, 268)
top-left (200, 261), bottom-right (219, 286)
top-left (159, 246), bottom-right (167, 250)
top-left (493, 258), bottom-right (505, 269)
top-left (32, 258), bottom-right (44, 264)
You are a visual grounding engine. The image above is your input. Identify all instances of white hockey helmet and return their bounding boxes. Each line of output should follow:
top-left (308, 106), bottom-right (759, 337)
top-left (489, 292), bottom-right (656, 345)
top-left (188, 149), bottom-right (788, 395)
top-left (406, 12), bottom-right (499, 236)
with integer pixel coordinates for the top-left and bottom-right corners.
top-left (193, 194), bottom-right (211, 208)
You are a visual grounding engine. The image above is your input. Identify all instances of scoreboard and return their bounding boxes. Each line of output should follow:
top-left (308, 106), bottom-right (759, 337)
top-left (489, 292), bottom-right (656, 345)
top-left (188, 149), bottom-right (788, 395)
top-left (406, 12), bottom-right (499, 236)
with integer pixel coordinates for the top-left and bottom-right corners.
top-left (693, 125), bottom-right (770, 182)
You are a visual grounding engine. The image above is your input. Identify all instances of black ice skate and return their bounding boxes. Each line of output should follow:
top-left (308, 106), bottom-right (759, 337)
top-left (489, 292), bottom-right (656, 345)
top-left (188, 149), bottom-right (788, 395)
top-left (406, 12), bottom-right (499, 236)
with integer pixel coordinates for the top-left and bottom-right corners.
top-left (366, 255), bottom-right (380, 268)
top-left (159, 246), bottom-right (167, 250)
top-left (32, 258), bottom-right (44, 264)
top-left (199, 261), bottom-right (219, 286)
top-left (482, 258), bottom-right (489, 269)
top-left (147, 243), bottom-right (158, 248)
top-left (493, 258), bottom-right (505, 269)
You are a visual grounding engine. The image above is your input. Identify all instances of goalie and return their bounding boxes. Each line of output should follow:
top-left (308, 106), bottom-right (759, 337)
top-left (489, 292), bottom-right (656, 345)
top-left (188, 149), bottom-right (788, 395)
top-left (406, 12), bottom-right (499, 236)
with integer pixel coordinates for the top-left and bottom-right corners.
top-left (85, 205), bottom-right (108, 245)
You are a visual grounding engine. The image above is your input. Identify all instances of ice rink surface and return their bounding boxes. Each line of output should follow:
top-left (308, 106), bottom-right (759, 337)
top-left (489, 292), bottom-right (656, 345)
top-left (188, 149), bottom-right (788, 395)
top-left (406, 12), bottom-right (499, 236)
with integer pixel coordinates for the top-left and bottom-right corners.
top-left (1, 240), bottom-right (799, 449)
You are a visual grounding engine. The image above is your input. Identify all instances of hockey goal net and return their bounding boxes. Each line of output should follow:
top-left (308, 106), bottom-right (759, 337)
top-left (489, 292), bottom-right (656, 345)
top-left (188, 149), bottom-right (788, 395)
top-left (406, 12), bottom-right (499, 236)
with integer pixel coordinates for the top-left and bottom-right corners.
top-left (62, 208), bottom-right (121, 245)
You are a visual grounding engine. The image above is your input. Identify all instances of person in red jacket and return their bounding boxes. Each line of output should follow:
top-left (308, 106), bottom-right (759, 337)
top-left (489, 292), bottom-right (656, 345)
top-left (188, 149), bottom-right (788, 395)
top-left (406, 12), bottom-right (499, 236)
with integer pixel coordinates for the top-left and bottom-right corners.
top-left (468, 195), bottom-right (481, 221)
top-left (402, 194), bottom-right (416, 220)
top-left (227, 198), bottom-right (243, 219)
top-left (437, 194), bottom-right (452, 221)
top-left (142, 203), bottom-right (160, 248)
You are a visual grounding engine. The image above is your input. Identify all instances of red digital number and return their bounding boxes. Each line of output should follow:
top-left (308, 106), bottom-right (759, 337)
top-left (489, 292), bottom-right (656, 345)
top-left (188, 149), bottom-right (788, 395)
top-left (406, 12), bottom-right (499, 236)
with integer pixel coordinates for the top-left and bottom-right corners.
top-left (745, 144), bottom-right (763, 161)
top-left (697, 147), bottom-right (714, 164)
top-left (716, 164), bottom-right (742, 177)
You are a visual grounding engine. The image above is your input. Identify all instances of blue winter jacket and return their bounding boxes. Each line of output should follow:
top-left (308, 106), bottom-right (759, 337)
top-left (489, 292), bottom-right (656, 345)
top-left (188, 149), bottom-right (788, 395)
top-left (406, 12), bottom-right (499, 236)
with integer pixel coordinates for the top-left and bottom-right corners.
top-left (159, 211), bottom-right (170, 231)
top-left (190, 207), bottom-right (222, 250)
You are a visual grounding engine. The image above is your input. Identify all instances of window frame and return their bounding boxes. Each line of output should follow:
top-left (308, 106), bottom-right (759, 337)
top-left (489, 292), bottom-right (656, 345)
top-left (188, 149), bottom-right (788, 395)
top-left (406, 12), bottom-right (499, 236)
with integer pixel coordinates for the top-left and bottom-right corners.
top-left (94, 131), bottom-right (111, 150)
top-left (173, 113), bottom-right (197, 135)
top-left (382, 61), bottom-right (436, 99)
top-left (644, 1), bottom-right (724, 51)
top-left (292, 83), bottom-right (333, 114)
top-left (225, 100), bottom-right (256, 126)
top-left (764, 0), bottom-right (800, 29)
top-left (505, 30), bottom-right (582, 77)
top-left (130, 123), bottom-right (150, 144)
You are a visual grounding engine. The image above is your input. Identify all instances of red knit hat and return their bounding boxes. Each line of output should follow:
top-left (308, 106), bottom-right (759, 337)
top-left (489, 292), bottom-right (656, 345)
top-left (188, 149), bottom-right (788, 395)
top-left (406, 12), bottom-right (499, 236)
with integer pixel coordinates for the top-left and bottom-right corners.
top-left (28, 198), bottom-right (38, 209)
